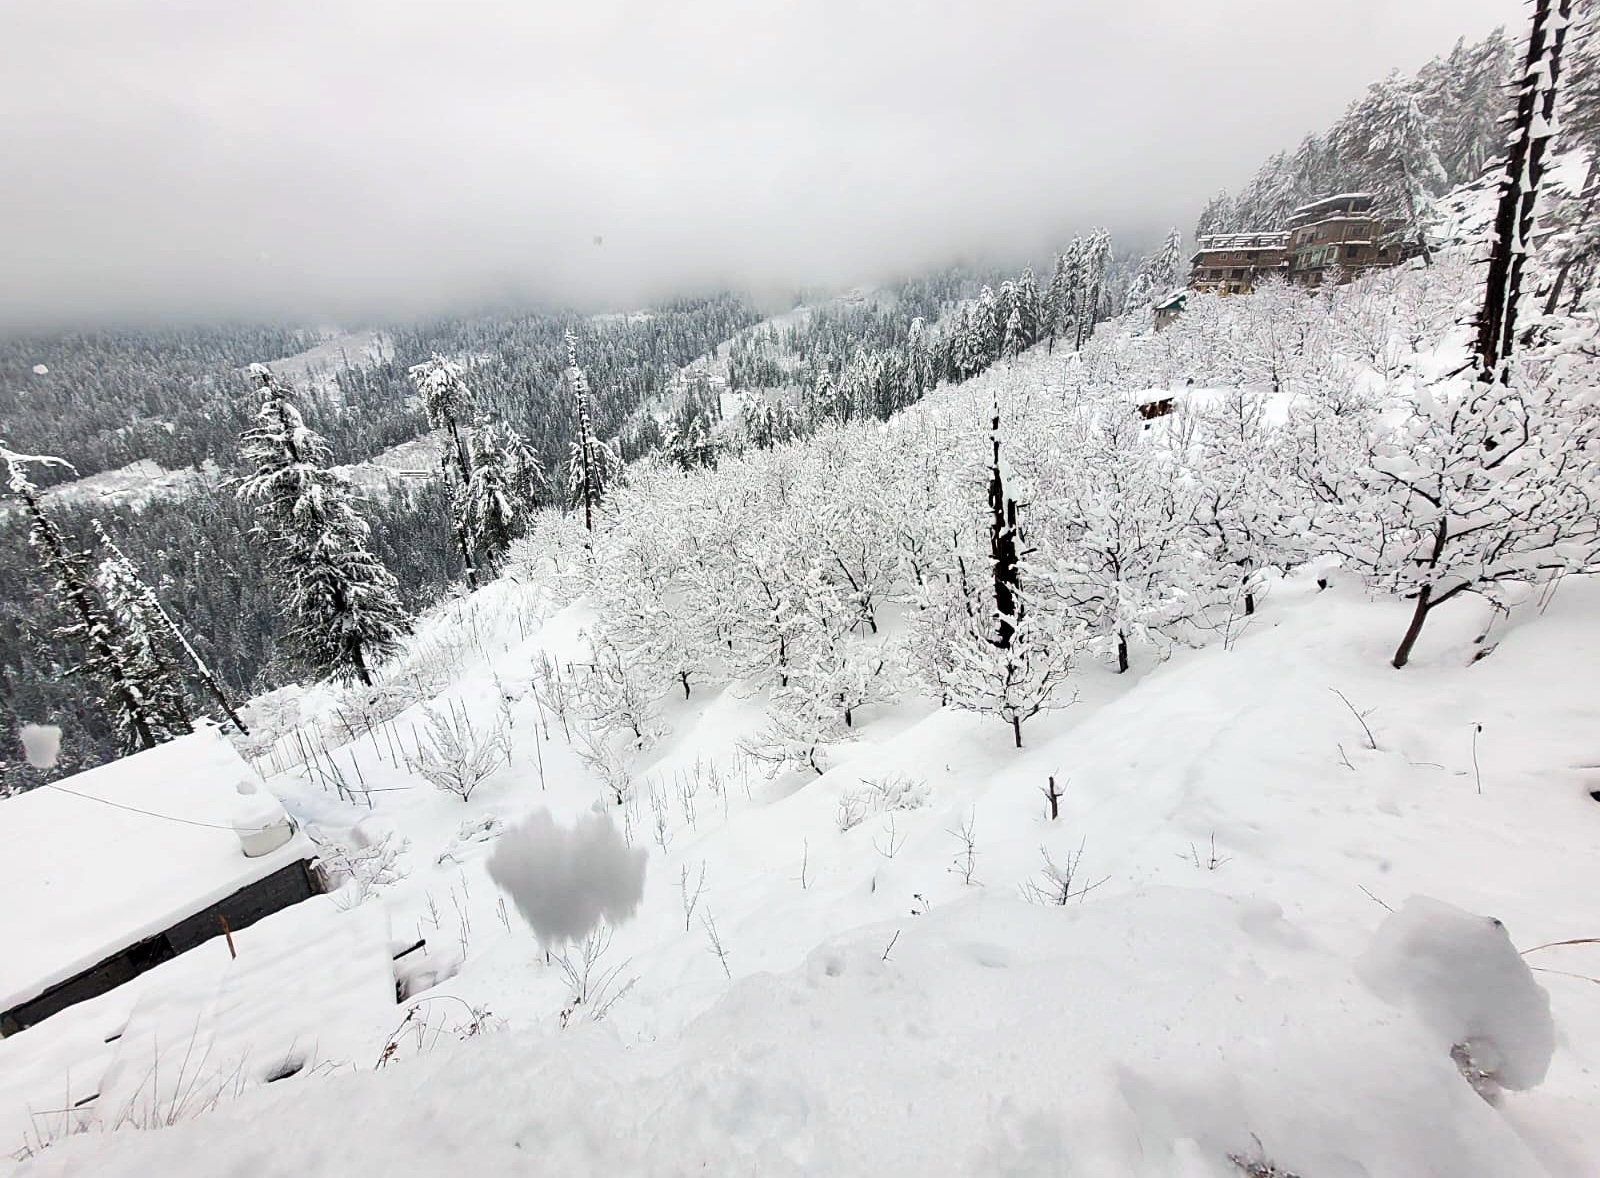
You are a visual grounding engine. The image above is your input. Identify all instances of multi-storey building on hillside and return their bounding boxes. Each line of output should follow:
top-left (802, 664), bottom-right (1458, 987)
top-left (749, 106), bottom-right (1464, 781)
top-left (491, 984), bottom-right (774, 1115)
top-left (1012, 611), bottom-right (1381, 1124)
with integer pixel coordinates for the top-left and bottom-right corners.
top-left (1187, 231), bottom-right (1291, 295)
top-left (1283, 192), bottom-right (1414, 287)
top-left (1186, 192), bottom-right (1419, 295)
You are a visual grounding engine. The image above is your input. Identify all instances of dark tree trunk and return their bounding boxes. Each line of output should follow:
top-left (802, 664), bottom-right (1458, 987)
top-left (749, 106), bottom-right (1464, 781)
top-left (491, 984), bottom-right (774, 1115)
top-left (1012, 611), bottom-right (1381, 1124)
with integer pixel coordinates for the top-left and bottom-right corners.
top-left (680, 671), bottom-right (691, 700)
top-left (1116, 632), bottom-right (1129, 675)
top-left (1391, 586), bottom-right (1433, 670)
top-left (1476, 0), bottom-right (1571, 384)
top-left (1244, 591), bottom-right (1256, 616)
top-left (1012, 715), bottom-right (1023, 749)
top-left (23, 491), bottom-right (158, 751)
top-left (988, 403), bottom-right (1020, 650)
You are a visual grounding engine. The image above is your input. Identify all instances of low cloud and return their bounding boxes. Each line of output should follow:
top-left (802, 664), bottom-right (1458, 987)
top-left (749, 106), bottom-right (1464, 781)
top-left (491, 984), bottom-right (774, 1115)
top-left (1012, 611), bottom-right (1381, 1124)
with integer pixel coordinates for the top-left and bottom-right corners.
top-left (0, 0), bottom-right (1520, 328)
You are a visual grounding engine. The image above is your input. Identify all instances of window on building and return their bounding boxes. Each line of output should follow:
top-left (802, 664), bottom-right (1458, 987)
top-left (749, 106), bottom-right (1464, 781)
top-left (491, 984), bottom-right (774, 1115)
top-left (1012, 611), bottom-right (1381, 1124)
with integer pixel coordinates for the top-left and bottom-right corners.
top-left (1230, 268), bottom-right (1245, 278)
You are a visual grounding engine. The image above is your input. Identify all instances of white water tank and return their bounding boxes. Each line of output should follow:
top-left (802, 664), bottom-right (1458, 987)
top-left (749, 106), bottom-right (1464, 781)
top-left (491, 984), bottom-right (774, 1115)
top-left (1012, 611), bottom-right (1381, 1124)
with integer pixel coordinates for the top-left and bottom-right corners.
top-left (232, 779), bottom-right (294, 857)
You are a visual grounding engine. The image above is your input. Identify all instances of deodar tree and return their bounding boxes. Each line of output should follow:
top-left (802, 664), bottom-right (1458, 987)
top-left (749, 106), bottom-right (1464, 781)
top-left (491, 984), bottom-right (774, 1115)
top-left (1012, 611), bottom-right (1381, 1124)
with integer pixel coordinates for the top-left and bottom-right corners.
top-left (407, 354), bottom-right (481, 589)
top-left (927, 392), bottom-right (1074, 748)
top-left (236, 365), bottom-right (410, 687)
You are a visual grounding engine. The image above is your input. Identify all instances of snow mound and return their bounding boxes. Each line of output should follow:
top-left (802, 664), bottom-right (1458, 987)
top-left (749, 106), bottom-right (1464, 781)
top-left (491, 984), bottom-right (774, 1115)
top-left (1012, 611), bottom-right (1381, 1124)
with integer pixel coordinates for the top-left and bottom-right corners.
top-left (486, 808), bottom-right (647, 947)
top-left (15, 890), bottom-right (1550, 1178)
top-left (1360, 896), bottom-right (1555, 1093)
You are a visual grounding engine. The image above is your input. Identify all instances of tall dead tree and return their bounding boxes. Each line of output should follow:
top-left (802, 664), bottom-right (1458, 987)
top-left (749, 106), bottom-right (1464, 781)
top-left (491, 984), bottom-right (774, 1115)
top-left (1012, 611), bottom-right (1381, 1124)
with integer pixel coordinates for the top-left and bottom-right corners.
top-left (91, 521), bottom-right (249, 734)
top-left (3, 446), bottom-right (163, 752)
top-left (1476, 0), bottom-right (1573, 384)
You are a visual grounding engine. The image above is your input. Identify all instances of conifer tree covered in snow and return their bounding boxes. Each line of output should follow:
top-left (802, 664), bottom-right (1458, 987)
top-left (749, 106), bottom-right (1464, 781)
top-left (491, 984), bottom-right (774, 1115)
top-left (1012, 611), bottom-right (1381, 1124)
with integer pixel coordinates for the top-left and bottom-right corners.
top-left (236, 365), bottom-right (410, 686)
top-left (566, 331), bottom-right (622, 533)
top-left (465, 421), bottom-right (544, 573)
top-left (1076, 229), bottom-right (1113, 349)
top-left (408, 354), bottom-right (482, 589)
top-left (923, 395), bottom-right (1074, 748)
top-left (89, 521), bottom-right (249, 733)
top-left (1350, 76), bottom-right (1448, 265)
top-left (1043, 251), bottom-right (1071, 353)
top-left (1147, 227), bottom-right (1185, 298)
top-left (2, 445), bottom-right (185, 752)
top-left (1002, 306), bottom-right (1026, 361)
top-left (1013, 266), bottom-right (1041, 348)
top-left (88, 525), bottom-right (194, 735)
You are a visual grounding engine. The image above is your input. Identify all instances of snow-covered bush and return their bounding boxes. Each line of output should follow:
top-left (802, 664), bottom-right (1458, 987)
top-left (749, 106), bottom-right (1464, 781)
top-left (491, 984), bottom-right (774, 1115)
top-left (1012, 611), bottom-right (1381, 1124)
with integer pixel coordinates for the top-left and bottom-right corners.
top-left (836, 772), bottom-right (930, 832)
top-left (485, 808), bottom-right (647, 949)
top-left (411, 704), bottom-right (509, 801)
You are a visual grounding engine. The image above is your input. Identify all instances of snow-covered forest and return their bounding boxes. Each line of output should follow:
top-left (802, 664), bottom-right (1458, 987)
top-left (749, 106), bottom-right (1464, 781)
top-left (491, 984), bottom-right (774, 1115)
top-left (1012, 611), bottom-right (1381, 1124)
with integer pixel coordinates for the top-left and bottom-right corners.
top-left (3, 0), bottom-right (1600, 1174)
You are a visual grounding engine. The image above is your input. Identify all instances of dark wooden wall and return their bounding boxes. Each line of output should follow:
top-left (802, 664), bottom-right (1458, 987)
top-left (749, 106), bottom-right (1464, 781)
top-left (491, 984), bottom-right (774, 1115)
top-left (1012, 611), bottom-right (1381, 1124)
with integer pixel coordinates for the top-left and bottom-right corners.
top-left (1, 859), bottom-right (322, 1038)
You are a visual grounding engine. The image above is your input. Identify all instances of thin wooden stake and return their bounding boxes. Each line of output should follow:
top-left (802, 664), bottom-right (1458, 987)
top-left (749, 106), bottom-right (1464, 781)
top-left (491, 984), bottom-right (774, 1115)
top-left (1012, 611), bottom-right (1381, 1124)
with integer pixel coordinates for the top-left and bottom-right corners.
top-left (219, 914), bottom-right (237, 960)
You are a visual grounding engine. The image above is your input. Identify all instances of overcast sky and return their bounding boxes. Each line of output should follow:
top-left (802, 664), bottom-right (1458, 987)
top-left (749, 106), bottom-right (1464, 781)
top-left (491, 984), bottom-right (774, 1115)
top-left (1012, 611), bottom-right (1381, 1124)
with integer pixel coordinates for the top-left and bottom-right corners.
top-left (0, 0), bottom-right (1521, 329)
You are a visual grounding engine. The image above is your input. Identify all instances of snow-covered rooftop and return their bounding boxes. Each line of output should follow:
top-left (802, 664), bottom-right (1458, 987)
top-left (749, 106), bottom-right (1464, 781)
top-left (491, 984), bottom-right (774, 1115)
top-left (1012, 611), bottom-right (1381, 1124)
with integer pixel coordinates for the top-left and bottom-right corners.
top-left (1290, 191), bottom-right (1377, 215)
top-left (1193, 231), bottom-right (1291, 253)
top-left (0, 728), bottom-right (316, 1013)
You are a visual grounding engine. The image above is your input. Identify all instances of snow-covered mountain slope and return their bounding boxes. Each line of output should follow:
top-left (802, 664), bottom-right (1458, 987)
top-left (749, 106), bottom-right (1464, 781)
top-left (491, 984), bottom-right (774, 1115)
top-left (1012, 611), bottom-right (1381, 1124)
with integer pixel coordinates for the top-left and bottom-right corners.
top-left (10, 543), bottom-right (1600, 1176)
top-left (9, 211), bottom-right (1600, 1174)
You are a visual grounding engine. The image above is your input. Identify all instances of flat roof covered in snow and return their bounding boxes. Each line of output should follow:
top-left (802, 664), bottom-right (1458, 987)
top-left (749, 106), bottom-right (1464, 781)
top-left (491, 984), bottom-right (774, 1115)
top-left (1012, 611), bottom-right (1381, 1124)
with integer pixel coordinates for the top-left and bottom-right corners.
top-left (0, 728), bottom-right (315, 1012)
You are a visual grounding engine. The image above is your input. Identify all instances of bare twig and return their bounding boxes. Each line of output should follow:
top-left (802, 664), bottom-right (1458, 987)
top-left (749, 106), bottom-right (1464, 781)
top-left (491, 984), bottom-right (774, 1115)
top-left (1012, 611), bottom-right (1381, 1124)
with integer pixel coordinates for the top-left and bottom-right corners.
top-left (1359, 884), bottom-right (1394, 912)
top-left (1330, 688), bottom-right (1378, 750)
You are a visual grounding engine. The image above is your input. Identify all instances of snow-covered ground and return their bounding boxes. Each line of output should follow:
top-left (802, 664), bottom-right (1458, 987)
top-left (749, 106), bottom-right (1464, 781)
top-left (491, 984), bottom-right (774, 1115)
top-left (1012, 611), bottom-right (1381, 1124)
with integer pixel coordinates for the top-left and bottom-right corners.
top-left (31, 458), bottom-right (224, 512)
top-left (8, 174), bottom-right (1600, 1173)
top-left (8, 537), bottom-right (1599, 1175)
top-left (255, 330), bottom-right (388, 400)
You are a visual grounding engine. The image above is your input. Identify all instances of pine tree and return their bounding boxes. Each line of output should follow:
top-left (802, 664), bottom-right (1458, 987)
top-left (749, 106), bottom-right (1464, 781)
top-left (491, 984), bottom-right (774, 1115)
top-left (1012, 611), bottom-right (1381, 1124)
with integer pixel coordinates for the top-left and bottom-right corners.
top-left (88, 521), bottom-right (246, 733)
top-left (1563, 9), bottom-right (1600, 162)
top-left (1043, 251), bottom-right (1070, 353)
top-left (1014, 266), bottom-right (1042, 347)
top-left (1147, 227), bottom-right (1185, 297)
top-left (1194, 190), bottom-right (1236, 239)
top-left (994, 281), bottom-right (1016, 356)
top-left (955, 304), bottom-right (989, 380)
top-left (2, 445), bottom-right (178, 752)
top-left (907, 316), bottom-right (936, 397)
top-left (932, 393), bottom-right (1073, 748)
top-left (464, 423), bottom-right (522, 572)
top-left (1076, 230), bottom-right (1112, 349)
top-left (1354, 77), bottom-right (1448, 265)
top-left (91, 536), bottom-right (195, 739)
top-left (407, 356), bottom-right (480, 589)
top-left (974, 285), bottom-right (1003, 363)
top-left (566, 331), bottom-right (621, 531)
top-left (1002, 306), bottom-right (1026, 361)
top-left (236, 366), bottom-right (410, 686)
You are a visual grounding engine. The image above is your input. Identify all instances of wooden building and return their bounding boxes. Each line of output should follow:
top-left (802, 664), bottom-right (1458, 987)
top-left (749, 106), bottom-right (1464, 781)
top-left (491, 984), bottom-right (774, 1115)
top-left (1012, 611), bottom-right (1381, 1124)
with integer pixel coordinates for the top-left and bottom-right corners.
top-left (0, 728), bottom-right (323, 1037)
top-left (1188, 231), bottom-right (1291, 295)
top-left (1153, 289), bottom-right (1188, 330)
top-left (1284, 193), bottom-right (1413, 287)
